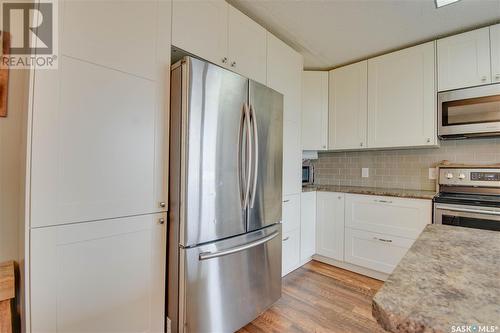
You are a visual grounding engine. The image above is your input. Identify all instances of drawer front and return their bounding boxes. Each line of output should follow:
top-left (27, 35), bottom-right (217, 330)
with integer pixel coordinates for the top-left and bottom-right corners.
top-left (344, 228), bottom-right (413, 274)
top-left (282, 228), bottom-right (300, 276)
top-left (345, 194), bottom-right (431, 239)
top-left (282, 194), bottom-right (301, 233)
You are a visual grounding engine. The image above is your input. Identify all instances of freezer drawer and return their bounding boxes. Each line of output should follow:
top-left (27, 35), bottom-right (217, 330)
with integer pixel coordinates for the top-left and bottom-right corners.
top-left (179, 224), bottom-right (282, 333)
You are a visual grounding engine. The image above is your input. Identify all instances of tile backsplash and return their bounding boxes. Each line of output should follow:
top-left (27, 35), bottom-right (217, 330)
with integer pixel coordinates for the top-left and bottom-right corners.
top-left (310, 138), bottom-right (500, 191)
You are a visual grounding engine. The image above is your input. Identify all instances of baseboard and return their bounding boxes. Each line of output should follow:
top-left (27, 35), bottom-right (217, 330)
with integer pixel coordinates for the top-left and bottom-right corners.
top-left (312, 255), bottom-right (389, 281)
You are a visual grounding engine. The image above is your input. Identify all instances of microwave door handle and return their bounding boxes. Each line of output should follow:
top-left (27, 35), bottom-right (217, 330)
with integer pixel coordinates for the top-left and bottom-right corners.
top-left (435, 205), bottom-right (500, 216)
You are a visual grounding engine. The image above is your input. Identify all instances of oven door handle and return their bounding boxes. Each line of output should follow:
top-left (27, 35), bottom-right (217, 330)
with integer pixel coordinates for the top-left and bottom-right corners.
top-left (435, 204), bottom-right (500, 216)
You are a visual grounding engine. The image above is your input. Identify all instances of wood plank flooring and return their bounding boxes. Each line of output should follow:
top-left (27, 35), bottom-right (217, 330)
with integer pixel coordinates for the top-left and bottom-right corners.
top-left (237, 260), bottom-right (387, 333)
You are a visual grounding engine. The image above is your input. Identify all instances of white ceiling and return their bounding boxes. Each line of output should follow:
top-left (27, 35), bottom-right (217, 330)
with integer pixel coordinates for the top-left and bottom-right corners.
top-left (228, 0), bottom-right (500, 70)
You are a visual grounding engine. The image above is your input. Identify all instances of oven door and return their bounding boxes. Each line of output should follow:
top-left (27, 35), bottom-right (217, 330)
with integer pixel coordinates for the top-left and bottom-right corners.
top-left (438, 83), bottom-right (500, 138)
top-left (434, 203), bottom-right (500, 231)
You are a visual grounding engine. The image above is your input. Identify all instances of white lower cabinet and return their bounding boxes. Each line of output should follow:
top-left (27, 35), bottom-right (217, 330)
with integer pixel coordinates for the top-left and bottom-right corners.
top-left (30, 214), bottom-right (166, 333)
top-left (300, 192), bottom-right (316, 262)
top-left (344, 228), bottom-right (414, 274)
top-left (282, 228), bottom-right (300, 277)
top-left (282, 194), bottom-right (301, 233)
top-left (314, 192), bottom-right (431, 277)
top-left (316, 192), bottom-right (345, 261)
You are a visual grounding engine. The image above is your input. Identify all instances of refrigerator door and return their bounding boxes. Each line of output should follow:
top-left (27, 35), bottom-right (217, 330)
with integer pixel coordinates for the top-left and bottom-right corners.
top-left (247, 80), bottom-right (284, 232)
top-left (179, 224), bottom-right (282, 333)
top-left (175, 57), bottom-right (250, 247)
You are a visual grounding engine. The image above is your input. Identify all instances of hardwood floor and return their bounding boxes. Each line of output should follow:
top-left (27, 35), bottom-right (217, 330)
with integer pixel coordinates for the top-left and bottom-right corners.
top-left (237, 260), bottom-right (387, 333)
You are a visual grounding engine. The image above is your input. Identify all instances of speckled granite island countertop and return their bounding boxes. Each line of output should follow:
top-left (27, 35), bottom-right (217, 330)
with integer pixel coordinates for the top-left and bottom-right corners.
top-left (302, 185), bottom-right (436, 200)
top-left (373, 224), bottom-right (500, 333)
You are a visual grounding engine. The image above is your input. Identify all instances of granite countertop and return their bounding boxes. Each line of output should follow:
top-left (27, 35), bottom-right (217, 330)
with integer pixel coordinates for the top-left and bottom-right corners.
top-left (372, 224), bottom-right (500, 333)
top-left (302, 184), bottom-right (436, 200)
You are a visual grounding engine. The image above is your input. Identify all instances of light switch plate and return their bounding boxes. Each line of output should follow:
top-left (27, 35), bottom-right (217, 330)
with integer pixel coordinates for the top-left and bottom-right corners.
top-left (362, 168), bottom-right (369, 178)
top-left (428, 168), bottom-right (437, 180)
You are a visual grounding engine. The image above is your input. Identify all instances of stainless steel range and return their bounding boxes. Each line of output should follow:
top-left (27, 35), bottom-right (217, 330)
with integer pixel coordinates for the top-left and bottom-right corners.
top-left (433, 166), bottom-right (500, 231)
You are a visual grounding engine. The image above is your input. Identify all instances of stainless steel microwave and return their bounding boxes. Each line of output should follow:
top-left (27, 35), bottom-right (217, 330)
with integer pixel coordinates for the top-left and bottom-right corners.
top-left (302, 164), bottom-right (314, 184)
top-left (438, 83), bottom-right (500, 139)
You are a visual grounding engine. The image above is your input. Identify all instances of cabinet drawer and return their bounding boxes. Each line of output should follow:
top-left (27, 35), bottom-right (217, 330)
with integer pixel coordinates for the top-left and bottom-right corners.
top-left (344, 228), bottom-right (413, 274)
top-left (282, 229), bottom-right (300, 277)
top-left (282, 194), bottom-right (300, 233)
top-left (345, 194), bottom-right (431, 239)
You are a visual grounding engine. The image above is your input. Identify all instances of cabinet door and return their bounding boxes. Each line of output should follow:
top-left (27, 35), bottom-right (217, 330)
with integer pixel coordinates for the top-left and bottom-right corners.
top-left (367, 42), bottom-right (436, 149)
top-left (301, 71), bottom-right (329, 150)
top-left (227, 5), bottom-right (267, 84)
top-left (282, 194), bottom-right (301, 233)
top-left (300, 191), bottom-right (316, 261)
top-left (316, 192), bottom-right (344, 261)
top-left (267, 33), bottom-right (303, 196)
top-left (30, 214), bottom-right (167, 333)
top-left (172, 0), bottom-right (228, 67)
top-left (31, 1), bottom-right (170, 227)
top-left (344, 228), bottom-right (413, 274)
top-left (437, 27), bottom-right (491, 91)
top-left (282, 228), bottom-right (300, 277)
top-left (329, 61), bottom-right (368, 150)
top-left (345, 194), bottom-right (431, 239)
top-left (491, 24), bottom-right (500, 84)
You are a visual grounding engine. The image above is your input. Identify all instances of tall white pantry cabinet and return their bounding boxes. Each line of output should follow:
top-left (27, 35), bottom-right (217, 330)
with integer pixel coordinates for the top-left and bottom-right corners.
top-left (25, 1), bottom-right (171, 332)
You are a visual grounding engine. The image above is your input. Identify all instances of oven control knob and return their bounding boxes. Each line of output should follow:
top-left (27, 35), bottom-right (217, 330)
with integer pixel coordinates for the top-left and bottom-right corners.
top-left (458, 173), bottom-right (466, 180)
top-left (446, 173), bottom-right (454, 179)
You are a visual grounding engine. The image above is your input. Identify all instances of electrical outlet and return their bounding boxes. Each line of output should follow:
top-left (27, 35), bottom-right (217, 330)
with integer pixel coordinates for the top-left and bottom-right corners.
top-left (362, 168), bottom-right (369, 178)
top-left (428, 168), bottom-right (437, 180)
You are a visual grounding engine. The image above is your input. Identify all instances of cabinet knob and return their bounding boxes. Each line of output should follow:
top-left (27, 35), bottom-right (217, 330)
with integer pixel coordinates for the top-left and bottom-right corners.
top-left (495, 74), bottom-right (500, 80)
top-left (322, 145), bottom-right (326, 149)
top-left (222, 57), bottom-right (228, 64)
top-left (283, 236), bottom-right (290, 242)
top-left (159, 202), bottom-right (166, 208)
top-left (481, 76), bottom-right (487, 82)
top-left (231, 61), bottom-right (236, 67)
top-left (159, 218), bottom-right (165, 225)
top-left (427, 138), bottom-right (431, 143)
top-left (338, 196), bottom-right (342, 200)
top-left (360, 142), bottom-right (363, 147)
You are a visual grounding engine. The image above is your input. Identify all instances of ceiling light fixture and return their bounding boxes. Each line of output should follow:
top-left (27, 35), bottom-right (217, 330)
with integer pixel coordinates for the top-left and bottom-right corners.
top-left (435, 0), bottom-right (461, 8)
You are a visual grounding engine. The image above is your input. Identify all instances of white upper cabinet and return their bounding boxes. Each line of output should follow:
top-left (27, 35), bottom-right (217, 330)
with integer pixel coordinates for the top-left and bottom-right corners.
top-left (491, 24), bottom-right (500, 83)
top-left (267, 33), bottom-right (303, 196)
top-left (301, 71), bottom-right (329, 151)
top-left (368, 42), bottom-right (436, 149)
top-left (172, 2), bottom-right (267, 83)
top-left (227, 5), bottom-right (267, 84)
top-left (172, 0), bottom-right (228, 67)
top-left (437, 27), bottom-right (491, 91)
top-left (31, 0), bottom-right (170, 227)
top-left (329, 61), bottom-right (368, 150)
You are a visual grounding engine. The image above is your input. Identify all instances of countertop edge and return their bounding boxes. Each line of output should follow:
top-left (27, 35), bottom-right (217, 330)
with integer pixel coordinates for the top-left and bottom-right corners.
top-left (302, 185), bottom-right (436, 200)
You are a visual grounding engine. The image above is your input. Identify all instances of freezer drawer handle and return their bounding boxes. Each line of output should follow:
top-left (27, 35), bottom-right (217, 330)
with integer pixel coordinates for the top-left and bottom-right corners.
top-left (199, 231), bottom-right (280, 261)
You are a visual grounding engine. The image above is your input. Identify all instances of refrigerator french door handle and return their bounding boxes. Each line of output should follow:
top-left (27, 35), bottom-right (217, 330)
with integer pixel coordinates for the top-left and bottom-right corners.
top-left (237, 104), bottom-right (245, 206)
top-left (249, 104), bottom-right (259, 208)
top-left (198, 230), bottom-right (280, 261)
top-left (243, 103), bottom-right (252, 209)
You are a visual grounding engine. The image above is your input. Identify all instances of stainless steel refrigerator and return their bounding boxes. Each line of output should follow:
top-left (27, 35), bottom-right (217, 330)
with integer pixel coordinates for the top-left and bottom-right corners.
top-left (167, 56), bottom-right (283, 333)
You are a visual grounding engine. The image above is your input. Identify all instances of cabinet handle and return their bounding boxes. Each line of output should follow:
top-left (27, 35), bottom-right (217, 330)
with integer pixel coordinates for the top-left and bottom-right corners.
top-left (159, 218), bottom-right (165, 225)
top-left (231, 61), bottom-right (236, 67)
top-left (338, 196), bottom-right (342, 200)
top-left (159, 202), bottom-right (166, 208)
top-left (222, 57), bottom-right (228, 64)
top-left (373, 237), bottom-right (392, 243)
top-left (426, 138), bottom-right (431, 143)
top-left (495, 74), bottom-right (500, 80)
top-left (375, 199), bottom-right (393, 204)
top-left (283, 200), bottom-right (290, 203)
top-left (283, 237), bottom-right (290, 242)
top-left (360, 142), bottom-right (363, 147)
top-left (481, 76), bottom-right (487, 82)
top-left (322, 145), bottom-right (326, 149)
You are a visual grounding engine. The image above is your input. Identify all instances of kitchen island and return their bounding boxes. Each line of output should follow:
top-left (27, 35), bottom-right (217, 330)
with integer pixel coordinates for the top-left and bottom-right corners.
top-left (372, 224), bottom-right (500, 333)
